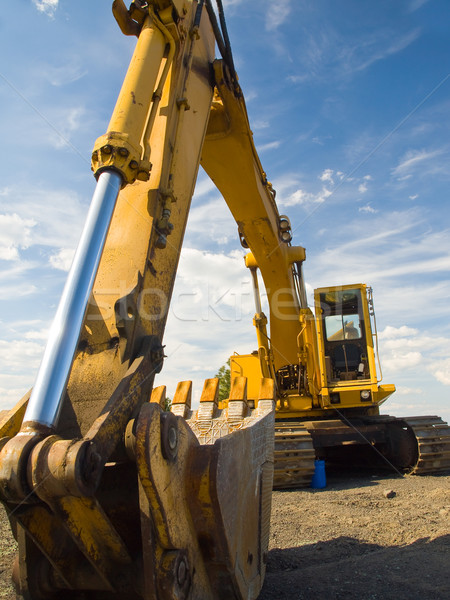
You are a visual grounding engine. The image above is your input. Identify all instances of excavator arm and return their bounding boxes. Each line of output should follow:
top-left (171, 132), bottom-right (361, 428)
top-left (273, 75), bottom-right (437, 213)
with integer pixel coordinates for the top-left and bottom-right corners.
top-left (201, 61), bottom-right (321, 399)
top-left (0, 2), bottom-right (275, 598)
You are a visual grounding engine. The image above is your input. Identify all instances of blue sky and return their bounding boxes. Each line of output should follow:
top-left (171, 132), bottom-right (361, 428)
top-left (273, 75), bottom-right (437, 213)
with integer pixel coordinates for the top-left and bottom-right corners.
top-left (1, 0), bottom-right (450, 424)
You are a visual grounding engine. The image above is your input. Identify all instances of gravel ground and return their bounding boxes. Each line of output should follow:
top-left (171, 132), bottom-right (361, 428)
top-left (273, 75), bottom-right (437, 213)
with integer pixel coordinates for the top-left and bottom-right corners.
top-left (260, 469), bottom-right (450, 600)
top-left (0, 470), bottom-right (449, 599)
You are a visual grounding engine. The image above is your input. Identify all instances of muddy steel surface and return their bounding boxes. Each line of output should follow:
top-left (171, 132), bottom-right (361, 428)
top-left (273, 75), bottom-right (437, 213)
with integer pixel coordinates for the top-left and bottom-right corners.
top-left (0, 471), bottom-right (449, 599)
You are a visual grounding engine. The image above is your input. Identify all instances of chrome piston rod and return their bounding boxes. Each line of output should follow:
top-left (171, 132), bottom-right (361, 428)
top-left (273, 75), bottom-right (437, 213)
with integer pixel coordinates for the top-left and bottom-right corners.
top-left (22, 170), bottom-right (122, 430)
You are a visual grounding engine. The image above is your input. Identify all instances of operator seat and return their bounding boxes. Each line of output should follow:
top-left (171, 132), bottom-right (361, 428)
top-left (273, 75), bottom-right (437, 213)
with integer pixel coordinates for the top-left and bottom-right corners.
top-left (333, 344), bottom-right (360, 370)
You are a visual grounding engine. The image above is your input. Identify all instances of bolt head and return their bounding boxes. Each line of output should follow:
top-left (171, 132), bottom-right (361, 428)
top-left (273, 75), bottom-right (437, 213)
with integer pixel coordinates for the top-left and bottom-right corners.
top-left (168, 426), bottom-right (178, 451)
top-left (137, 170), bottom-right (150, 181)
top-left (155, 235), bottom-right (167, 249)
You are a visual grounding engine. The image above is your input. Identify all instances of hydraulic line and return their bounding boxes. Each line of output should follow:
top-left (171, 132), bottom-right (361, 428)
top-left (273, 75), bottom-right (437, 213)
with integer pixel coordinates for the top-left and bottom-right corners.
top-left (215, 0), bottom-right (237, 81)
top-left (204, 0), bottom-right (237, 84)
top-left (204, 1), bottom-right (228, 67)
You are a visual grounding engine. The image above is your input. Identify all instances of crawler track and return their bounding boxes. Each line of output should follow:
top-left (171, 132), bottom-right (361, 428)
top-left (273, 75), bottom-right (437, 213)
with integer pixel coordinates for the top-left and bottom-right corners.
top-left (402, 416), bottom-right (450, 474)
top-left (363, 414), bottom-right (450, 475)
top-left (273, 423), bottom-right (315, 489)
top-left (272, 415), bottom-right (450, 489)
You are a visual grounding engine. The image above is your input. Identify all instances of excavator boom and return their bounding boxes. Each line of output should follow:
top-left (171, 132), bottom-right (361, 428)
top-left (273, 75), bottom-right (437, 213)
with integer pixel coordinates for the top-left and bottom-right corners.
top-left (0, 2), bottom-right (275, 598)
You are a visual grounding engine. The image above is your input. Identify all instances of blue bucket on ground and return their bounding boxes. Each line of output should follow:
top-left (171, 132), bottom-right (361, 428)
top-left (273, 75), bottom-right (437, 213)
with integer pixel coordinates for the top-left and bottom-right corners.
top-left (311, 459), bottom-right (326, 489)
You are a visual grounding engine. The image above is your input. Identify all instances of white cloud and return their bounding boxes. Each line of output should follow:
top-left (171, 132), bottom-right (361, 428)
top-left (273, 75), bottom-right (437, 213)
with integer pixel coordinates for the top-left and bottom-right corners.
top-left (0, 247), bottom-right (18, 261)
top-left (33, 0), bottom-right (59, 17)
top-left (379, 399), bottom-right (440, 421)
top-left (186, 197), bottom-right (237, 247)
top-left (378, 324), bottom-right (450, 383)
top-left (194, 175), bottom-right (216, 198)
top-left (323, 211), bottom-right (418, 254)
top-left (392, 148), bottom-right (445, 178)
top-left (48, 106), bottom-right (86, 149)
top-left (358, 204), bottom-right (377, 214)
top-left (287, 74), bottom-right (308, 85)
top-left (284, 186), bottom-right (332, 207)
top-left (173, 247), bottom-right (253, 318)
top-left (394, 386), bottom-right (423, 396)
top-left (351, 29), bottom-right (421, 74)
top-left (379, 325), bottom-right (419, 340)
top-left (0, 282), bottom-right (38, 301)
top-left (24, 328), bottom-right (49, 342)
top-left (0, 339), bottom-right (44, 372)
top-left (0, 186), bottom-right (87, 251)
top-left (384, 350), bottom-right (423, 371)
top-left (381, 333), bottom-right (448, 354)
top-left (252, 119), bottom-right (270, 130)
top-left (257, 140), bottom-right (282, 152)
top-left (0, 321), bottom-right (49, 409)
top-left (44, 60), bottom-right (87, 87)
top-left (380, 332), bottom-right (450, 391)
top-left (0, 387), bottom-right (30, 412)
top-left (432, 359), bottom-right (450, 385)
top-left (49, 248), bottom-right (75, 271)
top-left (222, 0), bottom-right (245, 8)
top-left (0, 213), bottom-right (36, 261)
top-left (241, 90), bottom-right (257, 103)
top-left (311, 135), bottom-right (331, 146)
top-left (303, 208), bottom-right (450, 334)
top-left (266, 0), bottom-right (291, 31)
top-left (0, 372), bottom-right (35, 412)
top-left (358, 182), bottom-right (368, 193)
top-left (319, 169), bottom-right (334, 184)
top-left (290, 26), bottom-right (421, 84)
top-left (0, 259), bottom-right (41, 301)
top-left (274, 169), bottom-right (375, 211)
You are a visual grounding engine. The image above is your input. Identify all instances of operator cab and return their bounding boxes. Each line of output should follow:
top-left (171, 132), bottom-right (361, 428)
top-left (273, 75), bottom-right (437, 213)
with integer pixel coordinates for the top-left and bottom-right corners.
top-left (315, 285), bottom-right (374, 384)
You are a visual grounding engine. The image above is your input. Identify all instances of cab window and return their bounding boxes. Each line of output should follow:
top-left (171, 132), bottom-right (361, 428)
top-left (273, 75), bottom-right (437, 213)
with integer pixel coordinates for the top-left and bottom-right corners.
top-left (324, 314), bottom-right (362, 341)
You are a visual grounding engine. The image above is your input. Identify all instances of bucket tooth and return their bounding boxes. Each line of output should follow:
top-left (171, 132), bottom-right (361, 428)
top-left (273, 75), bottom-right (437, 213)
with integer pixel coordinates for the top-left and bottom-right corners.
top-left (170, 380), bottom-right (192, 418)
top-left (150, 385), bottom-right (167, 409)
top-left (227, 376), bottom-right (248, 421)
top-left (257, 378), bottom-right (276, 414)
top-left (197, 378), bottom-right (219, 421)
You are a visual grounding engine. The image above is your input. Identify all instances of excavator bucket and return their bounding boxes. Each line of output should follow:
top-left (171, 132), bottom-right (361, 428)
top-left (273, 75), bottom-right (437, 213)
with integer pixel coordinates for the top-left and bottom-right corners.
top-left (0, 373), bottom-right (274, 599)
top-left (138, 377), bottom-right (275, 599)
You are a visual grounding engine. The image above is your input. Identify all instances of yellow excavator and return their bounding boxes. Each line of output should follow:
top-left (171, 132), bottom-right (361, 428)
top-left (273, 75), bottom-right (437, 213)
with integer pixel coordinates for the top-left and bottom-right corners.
top-left (1, 1), bottom-right (449, 598)
top-left (229, 277), bottom-right (450, 488)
